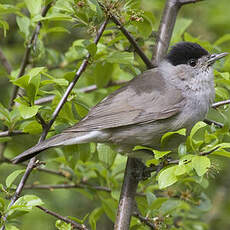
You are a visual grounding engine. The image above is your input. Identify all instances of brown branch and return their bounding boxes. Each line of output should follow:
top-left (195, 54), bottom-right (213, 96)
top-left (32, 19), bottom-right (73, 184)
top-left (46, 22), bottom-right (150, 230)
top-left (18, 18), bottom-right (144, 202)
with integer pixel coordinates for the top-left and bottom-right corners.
top-left (0, 130), bottom-right (25, 137)
top-left (0, 49), bottom-right (12, 74)
top-left (203, 118), bottom-right (223, 128)
top-left (97, 1), bottom-right (154, 69)
top-left (133, 212), bottom-right (156, 230)
top-left (36, 205), bottom-right (88, 230)
top-left (152, 0), bottom-right (202, 65)
top-left (200, 146), bottom-right (220, 156)
top-left (23, 183), bottom-right (111, 192)
top-left (114, 158), bottom-right (140, 230)
top-left (9, 2), bottom-right (53, 109)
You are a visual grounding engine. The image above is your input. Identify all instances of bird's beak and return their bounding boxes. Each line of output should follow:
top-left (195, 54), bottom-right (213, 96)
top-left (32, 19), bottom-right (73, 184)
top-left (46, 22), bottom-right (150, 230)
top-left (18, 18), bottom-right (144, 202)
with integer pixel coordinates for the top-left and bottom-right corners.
top-left (207, 52), bottom-right (229, 66)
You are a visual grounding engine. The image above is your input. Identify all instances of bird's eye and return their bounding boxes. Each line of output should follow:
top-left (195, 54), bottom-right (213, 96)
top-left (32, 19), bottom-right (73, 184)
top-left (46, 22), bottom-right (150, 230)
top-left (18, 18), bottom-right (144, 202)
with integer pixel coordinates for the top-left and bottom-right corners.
top-left (188, 59), bottom-right (197, 67)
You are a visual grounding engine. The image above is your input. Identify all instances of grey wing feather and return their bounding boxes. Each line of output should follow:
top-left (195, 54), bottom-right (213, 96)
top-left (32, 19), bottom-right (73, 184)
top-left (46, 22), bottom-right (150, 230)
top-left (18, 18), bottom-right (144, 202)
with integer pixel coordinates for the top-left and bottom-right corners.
top-left (65, 69), bottom-right (185, 132)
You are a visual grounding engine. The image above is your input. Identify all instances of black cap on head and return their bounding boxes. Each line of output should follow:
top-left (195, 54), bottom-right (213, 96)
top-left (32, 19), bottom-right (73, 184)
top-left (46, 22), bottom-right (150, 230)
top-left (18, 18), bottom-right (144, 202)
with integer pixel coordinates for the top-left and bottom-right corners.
top-left (166, 42), bottom-right (209, 66)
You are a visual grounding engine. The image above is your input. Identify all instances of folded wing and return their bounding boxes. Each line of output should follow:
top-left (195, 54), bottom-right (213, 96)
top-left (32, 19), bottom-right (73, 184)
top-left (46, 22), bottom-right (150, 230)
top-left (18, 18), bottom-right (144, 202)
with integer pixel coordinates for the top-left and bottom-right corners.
top-left (65, 69), bottom-right (185, 132)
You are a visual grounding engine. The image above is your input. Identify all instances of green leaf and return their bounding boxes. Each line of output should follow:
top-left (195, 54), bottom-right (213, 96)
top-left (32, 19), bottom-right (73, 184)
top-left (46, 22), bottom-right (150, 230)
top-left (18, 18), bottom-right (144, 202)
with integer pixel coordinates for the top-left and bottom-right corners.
top-left (146, 192), bottom-right (157, 206)
top-left (154, 150), bottom-right (171, 159)
top-left (5, 225), bottom-right (20, 230)
top-left (106, 51), bottom-right (134, 65)
top-left (55, 220), bottom-right (72, 230)
top-left (214, 34), bottom-right (230, 46)
top-left (101, 198), bottom-right (117, 222)
top-left (22, 120), bottom-right (42, 134)
top-left (7, 195), bottom-right (43, 218)
top-left (0, 103), bottom-right (11, 123)
top-left (0, 197), bottom-right (5, 210)
top-left (16, 16), bottom-right (30, 39)
top-left (18, 105), bottom-right (41, 119)
top-left (132, 13), bottom-right (153, 39)
top-left (86, 42), bottom-right (97, 57)
top-left (192, 156), bottom-right (211, 176)
top-left (190, 121), bottom-right (207, 139)
top-left (11, 75), bottom-right (30, 88)
top-left (0, 19), bottom-right (9, 36)
top-left (89, 207), bottom-right (103, 230)
top-left (172, 18), bottom-right (192, 43)
top-left (6, 169), bottom-right (25, 188)
top-left (161, 128), bottom-right (186, 144)
top-left (159, 199), bottom-right (190, 215)
top-left (158, 166), bottom-right (178, 189)
top-left (15, 195), bottom-right (43, 207)
top-left (94, 62), bottom-right (113, 88)
top-left (28, 67), bottom-right (46, 77)
top-left (25, 0), bottom-right (42, 16)
top-left (149, 197), bottom-right (168, 210)
top-left (97, 144), bottom-right (117, 168)
top-left (174, 165), bottom-right (186, 176)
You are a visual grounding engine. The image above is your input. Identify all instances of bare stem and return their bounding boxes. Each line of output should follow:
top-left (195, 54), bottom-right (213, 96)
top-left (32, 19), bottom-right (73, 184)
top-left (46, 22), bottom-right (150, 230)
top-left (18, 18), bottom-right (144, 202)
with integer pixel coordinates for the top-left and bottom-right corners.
top-left (114, 158), bottom-right (140, 230)
top-left (212, 99), bottom-right (230, 108)
top-left (133, 211), bottom-right (156, 230)
top-left (36, 205), bottom-right (88, 230)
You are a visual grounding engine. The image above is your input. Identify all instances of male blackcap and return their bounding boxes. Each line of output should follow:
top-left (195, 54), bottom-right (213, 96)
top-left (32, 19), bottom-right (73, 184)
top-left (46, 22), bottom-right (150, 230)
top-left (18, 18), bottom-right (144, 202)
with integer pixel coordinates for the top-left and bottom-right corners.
top-left (12, 42), bottom-right (228, 164)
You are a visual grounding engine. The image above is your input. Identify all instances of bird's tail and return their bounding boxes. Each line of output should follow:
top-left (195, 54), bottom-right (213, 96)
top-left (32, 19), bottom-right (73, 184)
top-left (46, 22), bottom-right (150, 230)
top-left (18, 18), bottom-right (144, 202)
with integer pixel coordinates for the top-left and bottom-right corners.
top-left (12, 130), bottom-right (97, 164)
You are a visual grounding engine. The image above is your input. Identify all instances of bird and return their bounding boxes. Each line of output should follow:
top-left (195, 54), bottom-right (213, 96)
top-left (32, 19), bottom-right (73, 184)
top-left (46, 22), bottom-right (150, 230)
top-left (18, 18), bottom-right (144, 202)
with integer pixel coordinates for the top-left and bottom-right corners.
top-left (12, 42), bottom-right (228, 164)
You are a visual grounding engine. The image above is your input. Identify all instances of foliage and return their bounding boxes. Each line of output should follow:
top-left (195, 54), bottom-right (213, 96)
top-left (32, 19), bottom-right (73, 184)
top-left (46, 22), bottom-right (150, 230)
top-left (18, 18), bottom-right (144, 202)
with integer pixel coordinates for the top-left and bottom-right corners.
top-left (0, 0), bottom-right (230, 229)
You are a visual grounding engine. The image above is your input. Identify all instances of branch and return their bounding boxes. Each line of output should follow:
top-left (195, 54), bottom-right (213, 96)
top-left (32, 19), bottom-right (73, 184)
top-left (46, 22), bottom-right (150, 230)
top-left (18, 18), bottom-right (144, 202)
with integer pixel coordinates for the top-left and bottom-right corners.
top-left (0, 130), bottom-right (25, 137)
top-left (152, 0), bottom-right (202, 65)
top-left (114, 158), bottom-right (140, 230)
top-left (9, 2), bottom-right (53, 109)
top-left (212, 99), bottom-right (230, 108)
top-left (36, 205), bottom-right (88, 230)
top-left (200, 146), bottom-right (220, 156)
top-left (203, 118), bottom-right (223, 128)
top-left (97, 1), bottom-right (154, 69)
top-left (0, 49), bottom-right (12, 74)
top-left (133, 212), bottom-right (156, 230)
top-left (23, 183), bottom-right (111, 192)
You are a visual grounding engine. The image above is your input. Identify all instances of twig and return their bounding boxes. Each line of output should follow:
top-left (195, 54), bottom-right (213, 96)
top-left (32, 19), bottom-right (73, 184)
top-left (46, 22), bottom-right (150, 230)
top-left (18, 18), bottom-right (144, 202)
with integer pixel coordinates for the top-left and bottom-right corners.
top-left (200, 146), bottom-right (220, 156)
top-left (35, 113), bottom-right (47, 129)
top-left (212, 99), bottom-right (230, 108)
top-left (133, 211), bottom-right (156, 230)
top-left (114, 158), bottom-right (140, 230)
top-left (0, 49), bottom-right (12, 74)
top-left (23, 183), bottom-right (111, 192)
top-left (0, 130), bottom-right (25, 137)
top-left (152, 0), bottom-right (202, 65)
top-left (36, 205), bottom-right (88, 230)
top-left (203, 118), bottom-right (223, 128)
top-left (9, 2), bottom-right (53, 109)
top-left (97, 1), bottom-right (154, 69)
top-left (179, 0), bottom-right (203, 4)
